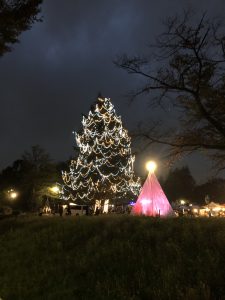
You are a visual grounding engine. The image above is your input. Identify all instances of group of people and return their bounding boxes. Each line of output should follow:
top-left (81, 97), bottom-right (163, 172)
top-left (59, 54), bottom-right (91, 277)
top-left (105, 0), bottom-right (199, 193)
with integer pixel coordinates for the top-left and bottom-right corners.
top-left (39, 203), bottom-right (71, 217)
top-left (39, 203), bottom-right (131, 217)
top-left (56, 204), bottom-right (72, 216)
top-left (94, 206), bottom-right (102, 215)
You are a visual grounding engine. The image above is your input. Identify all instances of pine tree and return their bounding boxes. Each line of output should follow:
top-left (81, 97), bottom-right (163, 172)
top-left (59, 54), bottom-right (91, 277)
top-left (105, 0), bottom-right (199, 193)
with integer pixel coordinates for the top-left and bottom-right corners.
top-left (62, 97), bottom-right (140, 209)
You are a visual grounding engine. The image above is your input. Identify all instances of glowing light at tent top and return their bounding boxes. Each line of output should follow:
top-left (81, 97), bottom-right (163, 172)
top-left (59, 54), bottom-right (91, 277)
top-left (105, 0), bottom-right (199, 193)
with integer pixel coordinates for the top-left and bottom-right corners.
top-left (146, 161), bottom-right (157, 173)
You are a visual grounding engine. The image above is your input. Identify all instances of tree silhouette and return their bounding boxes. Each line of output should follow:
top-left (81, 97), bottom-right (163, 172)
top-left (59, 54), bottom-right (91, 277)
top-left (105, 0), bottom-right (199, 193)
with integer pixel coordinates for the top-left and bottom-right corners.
top-left (115, 11), bottom-right (225, 170)
top-left (0, 0), bottom-right (42, 56)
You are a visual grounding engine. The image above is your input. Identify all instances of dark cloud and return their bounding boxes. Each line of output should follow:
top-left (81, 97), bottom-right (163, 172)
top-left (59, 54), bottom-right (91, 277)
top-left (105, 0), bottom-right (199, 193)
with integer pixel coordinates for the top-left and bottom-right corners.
top-left (1, 0), bottom-right (224, 181)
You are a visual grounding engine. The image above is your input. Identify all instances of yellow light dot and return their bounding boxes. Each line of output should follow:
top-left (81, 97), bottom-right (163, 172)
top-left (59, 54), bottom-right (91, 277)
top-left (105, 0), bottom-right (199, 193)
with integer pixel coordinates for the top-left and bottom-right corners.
top-left (10, 192), bottom-right (17, 199)
top-left (50, 186), bottom-right (59, 194)
top-left (146, 161), bottom-right (157, 173)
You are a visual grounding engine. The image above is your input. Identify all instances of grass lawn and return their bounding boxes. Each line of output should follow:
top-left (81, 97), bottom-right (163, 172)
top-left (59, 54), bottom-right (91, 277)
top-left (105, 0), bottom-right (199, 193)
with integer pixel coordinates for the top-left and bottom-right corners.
top-left (0, 215), bottom-right (225, 300)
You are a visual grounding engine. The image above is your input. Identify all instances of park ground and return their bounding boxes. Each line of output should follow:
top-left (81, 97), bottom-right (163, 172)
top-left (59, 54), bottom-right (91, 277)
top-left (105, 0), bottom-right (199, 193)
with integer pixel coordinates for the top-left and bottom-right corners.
top-left (0, 215), bottom-right (225, 300)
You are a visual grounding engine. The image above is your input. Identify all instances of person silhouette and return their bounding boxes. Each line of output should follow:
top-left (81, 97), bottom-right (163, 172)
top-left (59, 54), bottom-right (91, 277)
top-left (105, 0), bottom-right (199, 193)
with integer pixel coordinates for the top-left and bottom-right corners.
top-left (59, 205), bottom-right (63, 217)
top-left (66, 204), bottom-right (71, 216)
top-left (95, 207), bottom-right (100, 215)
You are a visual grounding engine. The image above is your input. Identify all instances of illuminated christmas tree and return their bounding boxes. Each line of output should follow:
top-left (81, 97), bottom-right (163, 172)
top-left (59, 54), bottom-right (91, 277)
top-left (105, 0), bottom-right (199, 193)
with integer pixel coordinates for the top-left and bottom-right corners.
top-left (61, 96), bottom-right (140, 211)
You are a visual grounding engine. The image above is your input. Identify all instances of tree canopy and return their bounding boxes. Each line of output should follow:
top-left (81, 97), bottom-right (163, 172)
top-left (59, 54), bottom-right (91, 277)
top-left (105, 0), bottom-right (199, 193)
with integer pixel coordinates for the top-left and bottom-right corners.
top-left (162, 166), bottom-right (196, 203)
top-left (0, 145), bottom-right (62, 211)
top-left (115, 11), bottom-right (225, 170)
top-left (0, 0), bottom-right (42, 56)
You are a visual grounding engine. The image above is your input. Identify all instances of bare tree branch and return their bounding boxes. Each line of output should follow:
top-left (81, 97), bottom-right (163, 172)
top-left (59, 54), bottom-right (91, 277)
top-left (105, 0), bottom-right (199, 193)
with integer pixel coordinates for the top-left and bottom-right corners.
top-left (115, 11), bottom-right (225, 170)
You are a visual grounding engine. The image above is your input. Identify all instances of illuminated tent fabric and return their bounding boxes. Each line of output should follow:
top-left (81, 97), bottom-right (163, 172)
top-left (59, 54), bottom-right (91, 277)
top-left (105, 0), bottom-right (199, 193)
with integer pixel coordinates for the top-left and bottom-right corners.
top-left (203, 202), bottom-right (220, 209)
top-left (132, 172), bottom-right (174, 217)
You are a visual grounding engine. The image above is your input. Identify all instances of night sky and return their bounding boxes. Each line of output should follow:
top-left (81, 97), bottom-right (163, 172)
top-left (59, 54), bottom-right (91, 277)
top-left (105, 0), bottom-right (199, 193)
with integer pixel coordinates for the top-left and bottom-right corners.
top-left (1, 0), bottom-right (224, 181)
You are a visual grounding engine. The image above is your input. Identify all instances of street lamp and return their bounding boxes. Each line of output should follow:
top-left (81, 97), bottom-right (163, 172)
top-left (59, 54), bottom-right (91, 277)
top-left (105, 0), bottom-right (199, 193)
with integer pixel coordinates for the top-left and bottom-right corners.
top-left (10, 192), bottom-right (18, 199)
top-left (180, 199), bottom-right (186, 205)
top-left (8, 189), bottom-right (18, 200)
top-left (50, 186), bottom-right (60, 194)
top-left (146, 161), bottom-right (157, 173)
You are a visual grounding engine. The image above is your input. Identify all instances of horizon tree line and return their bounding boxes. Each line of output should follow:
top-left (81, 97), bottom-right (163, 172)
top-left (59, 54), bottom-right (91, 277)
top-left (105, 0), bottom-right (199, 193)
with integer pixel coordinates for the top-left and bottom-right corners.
top-left (1, 144), bottom-right (225, 211)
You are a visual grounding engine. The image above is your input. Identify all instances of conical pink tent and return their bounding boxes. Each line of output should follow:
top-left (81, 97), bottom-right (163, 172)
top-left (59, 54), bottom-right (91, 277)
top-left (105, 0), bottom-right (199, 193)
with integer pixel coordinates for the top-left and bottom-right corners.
top-left (132, 172), bottom-right (174, 217)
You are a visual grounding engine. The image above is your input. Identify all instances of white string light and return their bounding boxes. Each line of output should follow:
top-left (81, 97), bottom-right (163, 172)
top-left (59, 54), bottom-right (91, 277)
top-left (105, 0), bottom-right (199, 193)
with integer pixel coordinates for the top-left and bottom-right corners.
top-left (61, 97), bottom-right (140, 203)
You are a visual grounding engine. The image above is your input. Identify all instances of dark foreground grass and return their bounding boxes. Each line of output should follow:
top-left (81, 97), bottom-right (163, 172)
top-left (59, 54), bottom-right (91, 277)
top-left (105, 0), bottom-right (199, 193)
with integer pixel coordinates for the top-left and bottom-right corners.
top-left (1, 216), bottom-right (225, 300)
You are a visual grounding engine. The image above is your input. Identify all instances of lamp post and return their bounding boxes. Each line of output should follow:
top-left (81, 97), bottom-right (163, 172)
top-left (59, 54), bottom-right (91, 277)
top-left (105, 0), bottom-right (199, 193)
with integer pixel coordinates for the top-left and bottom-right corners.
top-left (48, 185), bottom-right (60, 215)
top-left (8, 189), bottom-right (18, 200)
top-left (180, 199), bottom-right (185, 205)
top-left (50, 186), bottom-right (60, 194)
top-left (180, 199), bottom-right (186, 215)
top-left (7, 189), bottom-right (18, 212)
